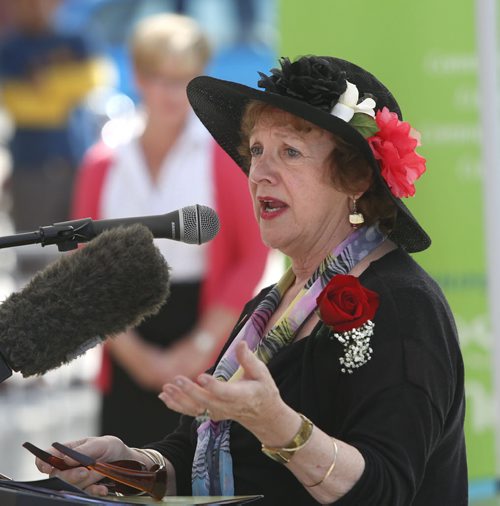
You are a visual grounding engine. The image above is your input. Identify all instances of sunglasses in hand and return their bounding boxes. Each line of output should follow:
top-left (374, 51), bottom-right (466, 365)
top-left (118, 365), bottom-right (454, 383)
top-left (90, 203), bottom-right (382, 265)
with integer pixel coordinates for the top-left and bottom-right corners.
top-left (23, 442), bottom-right (167, 499)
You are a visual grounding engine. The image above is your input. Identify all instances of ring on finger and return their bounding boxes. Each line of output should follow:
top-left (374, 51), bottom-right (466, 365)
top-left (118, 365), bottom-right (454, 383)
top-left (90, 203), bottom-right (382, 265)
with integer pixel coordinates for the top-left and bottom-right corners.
top-left (195, 408), bottom-right (211, 422)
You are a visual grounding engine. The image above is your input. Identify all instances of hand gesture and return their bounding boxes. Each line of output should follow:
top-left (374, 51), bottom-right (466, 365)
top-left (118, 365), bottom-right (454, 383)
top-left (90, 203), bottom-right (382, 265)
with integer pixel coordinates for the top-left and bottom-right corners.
top-left (159, 341), bottom-right (293, 437)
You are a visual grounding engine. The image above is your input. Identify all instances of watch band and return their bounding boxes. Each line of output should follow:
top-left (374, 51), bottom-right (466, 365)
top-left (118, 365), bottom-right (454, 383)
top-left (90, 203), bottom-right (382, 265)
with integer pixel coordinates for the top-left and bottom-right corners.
top-left (261, 413), bottom-right (314, 464)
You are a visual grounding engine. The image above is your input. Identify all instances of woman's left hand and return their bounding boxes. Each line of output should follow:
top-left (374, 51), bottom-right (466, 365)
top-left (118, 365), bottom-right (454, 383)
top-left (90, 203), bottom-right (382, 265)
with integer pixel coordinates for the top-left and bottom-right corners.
top-left (158, 341), bottom-right (290, 434)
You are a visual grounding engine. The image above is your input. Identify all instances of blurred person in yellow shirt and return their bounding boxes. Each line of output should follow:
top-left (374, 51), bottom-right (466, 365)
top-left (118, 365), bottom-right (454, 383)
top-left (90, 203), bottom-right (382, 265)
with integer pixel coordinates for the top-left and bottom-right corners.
top-left (0, 0), bottom-right (107, 273)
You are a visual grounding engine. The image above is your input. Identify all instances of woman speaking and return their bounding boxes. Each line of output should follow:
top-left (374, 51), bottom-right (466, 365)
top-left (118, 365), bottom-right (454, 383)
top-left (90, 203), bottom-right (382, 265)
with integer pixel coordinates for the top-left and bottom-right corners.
top-left (35, 55), bottom-right (467, 505)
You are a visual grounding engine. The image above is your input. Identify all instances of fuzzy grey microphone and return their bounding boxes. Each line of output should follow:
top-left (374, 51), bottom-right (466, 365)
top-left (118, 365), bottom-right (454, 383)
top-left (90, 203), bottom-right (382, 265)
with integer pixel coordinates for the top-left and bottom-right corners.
top-left (0, 224), bottom-right (170, 382)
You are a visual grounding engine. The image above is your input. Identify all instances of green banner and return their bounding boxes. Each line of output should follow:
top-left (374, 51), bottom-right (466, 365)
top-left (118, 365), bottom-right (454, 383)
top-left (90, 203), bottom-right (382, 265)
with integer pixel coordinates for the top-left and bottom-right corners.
top-left (279, 0), bottom-right (493, 479)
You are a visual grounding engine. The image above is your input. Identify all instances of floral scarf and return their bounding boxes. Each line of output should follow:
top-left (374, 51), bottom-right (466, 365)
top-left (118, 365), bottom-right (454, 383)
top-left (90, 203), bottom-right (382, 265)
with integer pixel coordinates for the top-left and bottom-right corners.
top-left (192, 223), bottom-right (386, 496)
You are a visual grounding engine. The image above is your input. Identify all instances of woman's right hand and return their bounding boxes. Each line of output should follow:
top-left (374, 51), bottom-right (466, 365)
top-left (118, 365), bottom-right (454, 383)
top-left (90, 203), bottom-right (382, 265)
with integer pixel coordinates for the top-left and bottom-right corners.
top-left (35, 435), bottom-right (132, 497)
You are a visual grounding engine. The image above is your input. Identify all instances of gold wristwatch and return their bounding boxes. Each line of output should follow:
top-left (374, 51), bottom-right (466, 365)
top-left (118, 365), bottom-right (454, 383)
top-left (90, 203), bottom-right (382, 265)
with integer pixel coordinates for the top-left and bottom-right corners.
top-left (261, 413), bottom-right (314, 464)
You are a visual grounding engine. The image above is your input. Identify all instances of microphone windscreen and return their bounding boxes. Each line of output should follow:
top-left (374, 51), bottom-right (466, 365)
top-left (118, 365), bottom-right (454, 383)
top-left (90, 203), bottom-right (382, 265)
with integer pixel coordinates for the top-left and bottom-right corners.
top-left (0, 224), bottom-right (170, 377)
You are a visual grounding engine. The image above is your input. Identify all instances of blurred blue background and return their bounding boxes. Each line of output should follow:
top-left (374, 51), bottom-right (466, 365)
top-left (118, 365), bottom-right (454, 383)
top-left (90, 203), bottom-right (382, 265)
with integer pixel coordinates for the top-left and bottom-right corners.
top-left (53, 0), bottom-right (277, 98)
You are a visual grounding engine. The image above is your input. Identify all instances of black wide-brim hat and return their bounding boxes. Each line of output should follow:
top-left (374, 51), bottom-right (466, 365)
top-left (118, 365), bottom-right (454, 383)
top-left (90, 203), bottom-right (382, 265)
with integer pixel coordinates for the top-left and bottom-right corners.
top-left (187, 56), bottom-right (431, 253)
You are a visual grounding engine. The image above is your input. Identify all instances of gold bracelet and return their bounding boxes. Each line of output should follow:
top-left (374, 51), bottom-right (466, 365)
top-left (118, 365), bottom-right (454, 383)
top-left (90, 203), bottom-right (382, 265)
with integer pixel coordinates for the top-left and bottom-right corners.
top-left (304, 438), bottom-right (338, 488)
top-left (261, 413), bottom-right (314, 465)
top-left (132, 448), bottom-right (166, 469)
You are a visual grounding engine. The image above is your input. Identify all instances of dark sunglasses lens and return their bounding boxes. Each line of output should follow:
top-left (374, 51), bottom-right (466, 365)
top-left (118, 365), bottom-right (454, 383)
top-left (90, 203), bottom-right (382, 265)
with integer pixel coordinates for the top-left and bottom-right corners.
top-left (98, 460), bottom-right (159, 496)
top-left (151, 466), bottom-right (167, 499)
top-left (97, 462), bottom-right (144, 496)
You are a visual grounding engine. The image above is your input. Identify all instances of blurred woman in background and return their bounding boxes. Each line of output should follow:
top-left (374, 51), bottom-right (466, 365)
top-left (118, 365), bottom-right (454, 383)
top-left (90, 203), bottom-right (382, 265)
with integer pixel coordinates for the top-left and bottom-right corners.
top-left (71, 13), bottom-right (268, 447)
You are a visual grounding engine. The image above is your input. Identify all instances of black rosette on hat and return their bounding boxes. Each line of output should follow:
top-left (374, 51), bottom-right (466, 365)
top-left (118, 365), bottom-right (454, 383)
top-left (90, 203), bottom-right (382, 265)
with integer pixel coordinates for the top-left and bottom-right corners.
top-left (258, 57), bottom-right (348, 112)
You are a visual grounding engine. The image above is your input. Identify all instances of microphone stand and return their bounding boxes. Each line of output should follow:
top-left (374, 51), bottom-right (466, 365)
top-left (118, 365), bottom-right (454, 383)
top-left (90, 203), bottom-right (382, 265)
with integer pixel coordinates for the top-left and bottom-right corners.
top-left (0, 219), bottom-right (94, 252)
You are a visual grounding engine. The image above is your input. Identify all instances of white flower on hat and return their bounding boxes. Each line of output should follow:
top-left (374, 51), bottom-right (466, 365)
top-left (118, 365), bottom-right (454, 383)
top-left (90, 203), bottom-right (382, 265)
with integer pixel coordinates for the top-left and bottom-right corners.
top-left (330, 81), bottom-right (376, 122)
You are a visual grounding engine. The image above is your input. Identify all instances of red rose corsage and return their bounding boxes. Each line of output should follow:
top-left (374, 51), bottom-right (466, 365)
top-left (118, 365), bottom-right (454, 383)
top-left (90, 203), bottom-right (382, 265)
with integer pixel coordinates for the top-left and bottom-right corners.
top-left (316, 274), bottom-right (379, 374)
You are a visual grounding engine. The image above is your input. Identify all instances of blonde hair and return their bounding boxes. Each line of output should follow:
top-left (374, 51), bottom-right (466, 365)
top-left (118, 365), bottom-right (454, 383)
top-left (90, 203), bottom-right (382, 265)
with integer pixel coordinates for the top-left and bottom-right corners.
top-left (130, 13), bottom-right (211, 76)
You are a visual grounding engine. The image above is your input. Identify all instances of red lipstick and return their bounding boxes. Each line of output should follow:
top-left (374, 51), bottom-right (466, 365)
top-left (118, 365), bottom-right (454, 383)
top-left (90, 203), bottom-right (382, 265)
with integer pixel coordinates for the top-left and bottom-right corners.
top-left (258, 197), bottom-right (288, 220)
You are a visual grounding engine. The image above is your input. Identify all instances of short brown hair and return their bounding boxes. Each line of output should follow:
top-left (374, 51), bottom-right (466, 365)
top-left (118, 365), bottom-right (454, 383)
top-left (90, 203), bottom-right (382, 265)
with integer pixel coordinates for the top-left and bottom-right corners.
top-left (239, 101), bottom-right (397, 231)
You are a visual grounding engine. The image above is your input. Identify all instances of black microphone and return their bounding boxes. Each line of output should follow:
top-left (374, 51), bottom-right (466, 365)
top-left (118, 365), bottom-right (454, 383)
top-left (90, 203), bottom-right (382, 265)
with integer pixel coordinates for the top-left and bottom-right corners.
top-left (0, 204), bottom-right (220, 251)
top-left (0, 224), bottom-right (170, 382)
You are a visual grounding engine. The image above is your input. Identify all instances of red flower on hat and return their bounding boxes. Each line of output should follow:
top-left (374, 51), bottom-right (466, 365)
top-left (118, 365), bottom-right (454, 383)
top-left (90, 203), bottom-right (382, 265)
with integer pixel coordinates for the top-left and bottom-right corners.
top-left (368, 107), bottom-right (426, 198)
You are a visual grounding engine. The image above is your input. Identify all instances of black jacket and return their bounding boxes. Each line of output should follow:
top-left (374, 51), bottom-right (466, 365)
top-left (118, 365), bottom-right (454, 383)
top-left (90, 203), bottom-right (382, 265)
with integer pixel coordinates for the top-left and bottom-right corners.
top-left (146, 248), bottom-right (468, 505)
